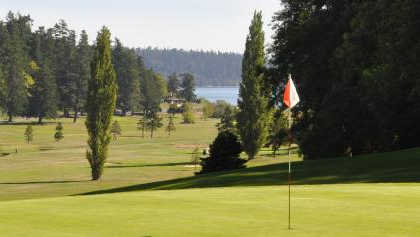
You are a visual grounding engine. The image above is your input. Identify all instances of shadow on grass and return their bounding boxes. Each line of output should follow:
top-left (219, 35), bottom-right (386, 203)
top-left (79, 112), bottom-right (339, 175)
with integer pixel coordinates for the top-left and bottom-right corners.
top-left (1, 180), bottom-right (87, 185)
top-left (79, 148), bottom-right (420, 196)
top-left (0, 121), bottom-right (56, 126)
top-left (106, 162), bottom-right (193, 168)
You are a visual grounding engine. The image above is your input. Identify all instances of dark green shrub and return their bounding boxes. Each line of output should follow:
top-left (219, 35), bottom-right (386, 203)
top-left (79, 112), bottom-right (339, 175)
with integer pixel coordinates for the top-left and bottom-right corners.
top-left (197, 131), bottom-right (246, 174)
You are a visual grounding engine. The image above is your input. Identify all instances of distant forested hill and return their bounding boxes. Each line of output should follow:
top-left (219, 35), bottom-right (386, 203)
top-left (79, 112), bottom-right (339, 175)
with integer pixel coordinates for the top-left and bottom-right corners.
top-left (136, 48), bottom-right (242, 86)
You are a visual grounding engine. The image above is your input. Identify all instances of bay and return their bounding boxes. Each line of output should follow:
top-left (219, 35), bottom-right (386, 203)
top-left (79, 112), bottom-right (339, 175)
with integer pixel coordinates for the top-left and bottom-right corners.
top-left (196, 87), bottom-right (239, 105)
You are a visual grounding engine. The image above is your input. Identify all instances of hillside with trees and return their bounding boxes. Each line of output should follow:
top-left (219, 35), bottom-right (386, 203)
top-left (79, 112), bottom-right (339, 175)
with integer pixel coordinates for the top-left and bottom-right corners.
top-left (137, 48), bottom-right (242, 87)
top-left (0, 12), bottom-right (169, 122)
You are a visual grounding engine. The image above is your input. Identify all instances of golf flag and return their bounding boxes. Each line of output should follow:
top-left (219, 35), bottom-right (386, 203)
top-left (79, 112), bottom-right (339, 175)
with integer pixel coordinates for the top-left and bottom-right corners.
top-left (283, 75), bottom-right (300, 108)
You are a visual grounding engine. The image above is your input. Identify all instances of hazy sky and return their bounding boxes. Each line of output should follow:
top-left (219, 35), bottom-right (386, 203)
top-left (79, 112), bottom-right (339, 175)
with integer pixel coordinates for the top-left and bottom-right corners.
top-left (0, 0), bottom-right (281, 53)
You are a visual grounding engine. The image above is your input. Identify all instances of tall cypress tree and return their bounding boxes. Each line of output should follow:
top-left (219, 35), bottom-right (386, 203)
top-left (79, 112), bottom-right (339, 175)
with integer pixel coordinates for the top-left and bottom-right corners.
top-left (85, 27), bottom-right (118, 180)
top-left (236, 11), bottom-right (269, 160)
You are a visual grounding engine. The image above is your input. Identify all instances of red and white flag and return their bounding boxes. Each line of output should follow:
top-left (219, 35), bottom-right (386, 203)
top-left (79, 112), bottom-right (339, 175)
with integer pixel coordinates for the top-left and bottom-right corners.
top-left (283, 74), bottom-right (300, 108)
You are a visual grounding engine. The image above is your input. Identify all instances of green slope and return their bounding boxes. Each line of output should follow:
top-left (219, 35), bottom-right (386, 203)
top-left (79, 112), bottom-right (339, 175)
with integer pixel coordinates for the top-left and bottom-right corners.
top-left (82, 148), bottom-right (420, 195)
top-left (0, 147), bottom-right (419, 236)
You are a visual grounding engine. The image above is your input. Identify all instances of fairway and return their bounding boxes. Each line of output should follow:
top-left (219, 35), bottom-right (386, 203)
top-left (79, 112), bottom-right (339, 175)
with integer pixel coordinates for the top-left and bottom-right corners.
top-left (1, 117), bottom-right (420, 236)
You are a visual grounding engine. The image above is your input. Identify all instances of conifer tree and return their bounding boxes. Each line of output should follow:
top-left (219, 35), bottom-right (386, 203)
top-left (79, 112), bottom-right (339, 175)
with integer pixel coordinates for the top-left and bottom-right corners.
top-left (2, 13), bottom-right (30, 122)
top-left (111, 120), bottom-right (122, 140)
top-left (137, 115), bottom-right (147, 138)
top-left (113, 39), bottom-right (141, 114)
top-left (24, 125), bottom-right (33, 144)
top-left (85, 27), bottom-right (118, 180)
top-left (191, 147), bottom-right (201, 170)
top-left (217, 105), bottom-right (236, 133)
top-left (236, 11), bottom-right (269, 160)
top-left (198, 131), bottom-right (246, 174)
top-left (52, 20), bottom-right (77, 118)
top-left (146, 111), bottom-right (163, 138)
top-left (165, 114), bottom-right (176, 136)
top-left (179, 73), bottom-right (196, 102)
top-left (73, 30), bottom-right (90, 123)
top-left (29, 29), bottom-right (58, 124)
top-left (167, 73), bottom-right (179, 97)
top-left (54, 122), bottom-right (64, 142)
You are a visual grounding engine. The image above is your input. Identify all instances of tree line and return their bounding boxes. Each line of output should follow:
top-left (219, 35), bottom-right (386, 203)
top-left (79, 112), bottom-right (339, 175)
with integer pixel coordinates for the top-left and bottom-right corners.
top-left (0, 12), bottom-right (197, 124)
top-left (137, 47), bottom-right (242, 87)
top-left (208, 0), bottom-right (420, 172)
top-left (268, 0), bottom-right (420, 159)
top-left (230, 1), bottom-right (420, 164)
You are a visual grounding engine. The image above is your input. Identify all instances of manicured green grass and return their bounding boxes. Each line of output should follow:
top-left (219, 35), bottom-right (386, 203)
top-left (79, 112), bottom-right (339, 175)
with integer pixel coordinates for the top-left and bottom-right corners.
top-left (1, 184), bottom-right (420, 236)
top-left (1, 115), bottom-right (419, 236)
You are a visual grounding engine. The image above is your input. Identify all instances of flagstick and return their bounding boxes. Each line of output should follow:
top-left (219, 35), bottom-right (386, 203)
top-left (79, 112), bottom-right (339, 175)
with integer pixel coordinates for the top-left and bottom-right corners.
top-left (288, 109), bottom-right (292, 230)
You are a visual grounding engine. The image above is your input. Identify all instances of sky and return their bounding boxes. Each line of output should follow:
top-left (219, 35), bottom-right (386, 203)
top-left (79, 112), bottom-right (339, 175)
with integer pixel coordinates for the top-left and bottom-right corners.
top-left (0, 0), bottom-right (281, 53)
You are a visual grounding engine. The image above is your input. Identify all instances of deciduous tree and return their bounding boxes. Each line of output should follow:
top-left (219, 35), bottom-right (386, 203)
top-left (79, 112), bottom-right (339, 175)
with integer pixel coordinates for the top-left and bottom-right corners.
top-left (85, 27), bottom-right (118, 180)
top-left (237, 11), bottom-right (269, 160)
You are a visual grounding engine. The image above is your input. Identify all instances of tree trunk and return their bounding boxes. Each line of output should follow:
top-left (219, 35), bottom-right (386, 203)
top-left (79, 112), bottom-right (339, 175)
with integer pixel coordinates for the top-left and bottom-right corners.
top-left (91, 164), bottom-right (101, 181)
top-left (8, 113), bottom-right (12, 122)
top-left (38, 116), bottom-right (43, 124)
top-left (150, 128), bottom-right (154, 138)
top-left (73, 106), bottom-right (79, 123)
top-left (64, 108), bottom-right (70, 118)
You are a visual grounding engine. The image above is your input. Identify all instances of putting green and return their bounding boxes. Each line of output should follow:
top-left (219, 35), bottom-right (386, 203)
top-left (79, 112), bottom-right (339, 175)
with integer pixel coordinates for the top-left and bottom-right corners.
top-left (1, 184), bottom-right (419, 236)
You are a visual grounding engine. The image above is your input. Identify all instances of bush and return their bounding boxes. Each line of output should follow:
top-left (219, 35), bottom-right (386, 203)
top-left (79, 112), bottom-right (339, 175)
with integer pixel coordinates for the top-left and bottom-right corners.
top-left (213, 100), bottom-right (231, 118)
top-left (197, 131), bottom-right (246, 174)
top-left (182, 103), bottom-right (195, 124)
top-left (54, 122), bottom-right (64, 142)
top-left (201, 101), bottom-right (215, 120)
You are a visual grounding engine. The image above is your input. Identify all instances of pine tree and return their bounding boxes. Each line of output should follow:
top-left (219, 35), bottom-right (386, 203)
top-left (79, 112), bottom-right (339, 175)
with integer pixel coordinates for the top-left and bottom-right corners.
top-left (267, 109), bottom-right (289, 157)
top-left (24, 125), bottom-right (33, 144)
top-left (165, 114), bottom-right (176, 136)
top-left (139, 70), bottom-right (165, 115)
top-left (217, 105), bottom-right (236, 133)
top-left (2, 13), bottom-right (30, 122)
top-left (54, 122), bottom-right (64, 142)
top-left (191, 147), bottom-right (201, 170)
top-left (236, 11), bottom-right (270, 160)
top-left (167, 73), bottom-right (179, 97)
top-left (29, 29), bottom-right (58, 124)
top-left (179, 73), bottom-right (196, 102)
top-left (73, 30), bottom-right (90, 123)
top-left (111, 120), bottom-right (122, 140)
top-left (146, 111), bottom-right (163, 138)
top-left (113, 39), bottom-right (141, 115)
top-left (198, 131), bottom-right (246, 174)
top-left (85, 27), bottom-right (118, 180)
top-left (137, 115), bottom-right (147, 138)
top-left (52, 20), bottom-right (77, 118)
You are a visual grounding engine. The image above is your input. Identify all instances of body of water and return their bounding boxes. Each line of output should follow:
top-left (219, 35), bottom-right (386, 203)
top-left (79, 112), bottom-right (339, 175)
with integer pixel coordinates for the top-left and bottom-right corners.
top-left (196, 87), bottom-right (239, 105)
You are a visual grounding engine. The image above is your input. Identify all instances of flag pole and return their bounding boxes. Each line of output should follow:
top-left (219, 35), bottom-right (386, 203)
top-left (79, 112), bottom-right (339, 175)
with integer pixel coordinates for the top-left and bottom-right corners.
top-left (288, 109), bottom-right (292, 230)
top-left (283, 74), bottom-right (299, 231)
